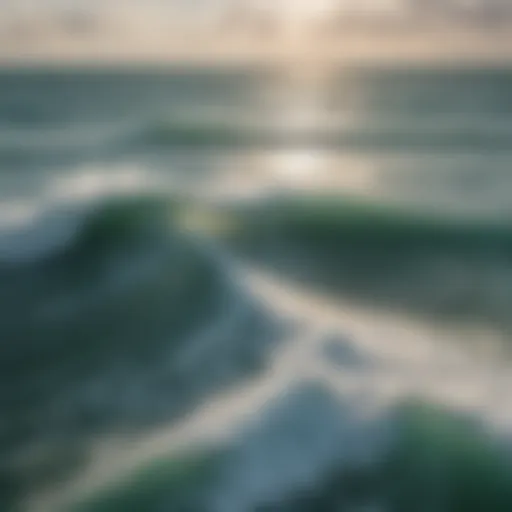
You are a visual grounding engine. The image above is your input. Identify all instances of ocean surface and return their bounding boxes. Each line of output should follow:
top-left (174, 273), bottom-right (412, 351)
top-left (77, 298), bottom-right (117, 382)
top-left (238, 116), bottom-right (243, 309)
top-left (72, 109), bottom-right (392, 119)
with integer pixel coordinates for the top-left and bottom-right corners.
top-left (2, 65), bottom-right (512, 511)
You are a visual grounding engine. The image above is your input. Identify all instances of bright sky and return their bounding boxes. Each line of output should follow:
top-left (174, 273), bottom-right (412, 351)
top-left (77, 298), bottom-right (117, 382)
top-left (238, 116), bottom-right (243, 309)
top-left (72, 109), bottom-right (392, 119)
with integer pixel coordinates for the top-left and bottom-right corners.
top-left (0, 0), bottom-right (381, 26)
top-left (1, 0), bottom-right (510, 64)
top-left (0, 0), bottom-right (495, 15)
top-left (0, 0), bottom-right (398, 13)
top-left (0, 0), bottom-right (509, 28)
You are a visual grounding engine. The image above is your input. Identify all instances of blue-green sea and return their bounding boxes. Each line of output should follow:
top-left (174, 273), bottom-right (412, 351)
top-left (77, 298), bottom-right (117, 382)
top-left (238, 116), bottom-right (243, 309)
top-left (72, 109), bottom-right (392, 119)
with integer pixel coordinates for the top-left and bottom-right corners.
top-left (2, 65), bottom-right (512, 512)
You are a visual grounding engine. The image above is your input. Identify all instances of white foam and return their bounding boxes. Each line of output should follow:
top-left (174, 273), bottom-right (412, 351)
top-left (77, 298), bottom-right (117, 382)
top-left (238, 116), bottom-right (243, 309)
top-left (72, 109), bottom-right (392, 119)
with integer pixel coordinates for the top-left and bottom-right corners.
top-left (47, 164), bottom-right (157, 203)
top-left (0, 163), bottom-right (161, 263)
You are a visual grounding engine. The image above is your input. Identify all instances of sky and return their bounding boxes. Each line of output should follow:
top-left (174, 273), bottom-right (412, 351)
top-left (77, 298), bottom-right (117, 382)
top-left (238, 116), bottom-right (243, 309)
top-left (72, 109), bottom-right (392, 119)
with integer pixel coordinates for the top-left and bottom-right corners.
top-left (1, 0), bottom-right (511, 40)
top-left (0, 0), bottom-right (419, 15)
top-left (0, 0), bottom-right (403, 28)
top-left (0, 0), bottom-right (505, 13)
top-left (2, 0), bottom-right (511, 20)
top-left (1, 0), bottom-right (511, 63)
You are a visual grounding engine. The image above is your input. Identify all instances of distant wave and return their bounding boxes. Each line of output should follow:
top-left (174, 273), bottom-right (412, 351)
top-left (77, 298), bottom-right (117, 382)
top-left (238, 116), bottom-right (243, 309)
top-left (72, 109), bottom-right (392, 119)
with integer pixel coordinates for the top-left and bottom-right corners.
top-left (124, 116), bottom-right (512, 151)
top-left (3, 113), bottom-right (512, 156)
top-left (125, 118), bottom-right (253, 149)
top-left (0, 125), bottom-right (123, 152)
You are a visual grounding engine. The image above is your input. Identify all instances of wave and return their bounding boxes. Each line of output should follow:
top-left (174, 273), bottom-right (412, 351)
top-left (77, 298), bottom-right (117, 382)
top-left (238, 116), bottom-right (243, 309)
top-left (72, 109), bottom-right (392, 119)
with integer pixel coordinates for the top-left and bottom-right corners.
top-left (0, 166), bottom-right (164, 264)
top-left (0, 195), bottom-right (209, 377)
top-left (2, 112), bottom-right (512, 157)
top-left (0, 195), bottom-right (281, 509)
top-left (124, 116), bottom-right (512, 151)
top-left (0, 125), bottom-right (126, 171)
top-left (0, 125), bottom-right (123, 152)
top-left (126, 118), bottom-right (252, 149)
top-left (68, 386), bottom-right (512, 512)
top-left (227, 194), bottom-right (512, 329)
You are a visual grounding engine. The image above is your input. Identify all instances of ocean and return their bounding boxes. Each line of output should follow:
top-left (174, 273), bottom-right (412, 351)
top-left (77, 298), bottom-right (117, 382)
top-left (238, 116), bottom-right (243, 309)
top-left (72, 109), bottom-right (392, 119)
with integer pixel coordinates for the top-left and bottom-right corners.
top-left (2, 65), bottom-right (512, 511)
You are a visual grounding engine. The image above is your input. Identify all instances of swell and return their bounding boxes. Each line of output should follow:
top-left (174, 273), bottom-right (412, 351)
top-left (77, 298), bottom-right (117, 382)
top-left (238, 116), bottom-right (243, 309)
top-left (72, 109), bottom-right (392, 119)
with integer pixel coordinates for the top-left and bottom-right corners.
top-left (2, 115), bottom-right (512, 158)
top-left (225, 194), bottom-right (512, 330)
top-left (124, 117), bottom-right (512, 151)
